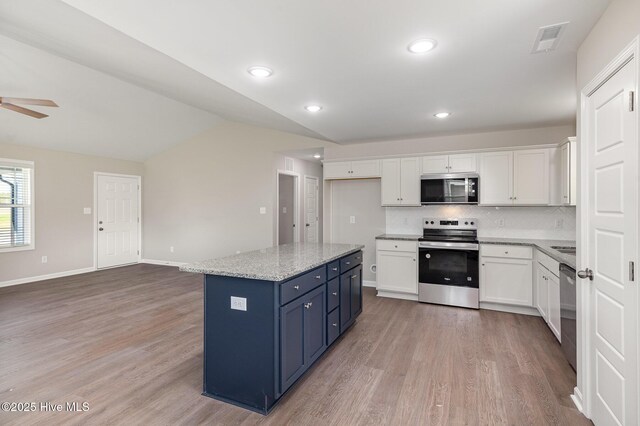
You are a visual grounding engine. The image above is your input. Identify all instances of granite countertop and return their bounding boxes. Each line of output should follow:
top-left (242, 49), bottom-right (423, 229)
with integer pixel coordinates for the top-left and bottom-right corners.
top-left (479, 237), bottom-right (576, 269)
top-left (375, 234), bottom-right (422, 241)
top-left (179, 243), bottom-right (364, 281)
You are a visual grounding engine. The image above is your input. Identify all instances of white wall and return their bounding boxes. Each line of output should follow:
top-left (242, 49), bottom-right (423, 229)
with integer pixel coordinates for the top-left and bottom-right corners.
top-left (324, 125), bottom-right (575, 160)
top-left (142, 121), bottom-right (332, 264)
top-left (0, 142), bottom-right (143, 284)
top-left (387, 206), bottom-right (576, 241)
top-left (328, 179), bottom-right (385, 282)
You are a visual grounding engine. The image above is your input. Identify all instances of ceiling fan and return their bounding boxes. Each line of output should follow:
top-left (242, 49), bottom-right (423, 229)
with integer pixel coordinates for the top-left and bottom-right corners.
top-left (0, 97), bottom-right (58, 119)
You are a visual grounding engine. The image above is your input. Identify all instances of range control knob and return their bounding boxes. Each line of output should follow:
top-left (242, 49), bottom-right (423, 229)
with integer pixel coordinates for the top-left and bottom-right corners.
top-left (470, 221), bottom-right (475, 225)
top-left (430, 221), bottom-right (434, 224)
top-left (465, 221), bottom-right (469, 225)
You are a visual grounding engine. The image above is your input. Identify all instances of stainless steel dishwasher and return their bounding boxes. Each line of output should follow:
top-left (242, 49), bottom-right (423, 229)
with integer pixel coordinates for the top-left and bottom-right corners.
top-left (560, 264), bottom-right (577, 371)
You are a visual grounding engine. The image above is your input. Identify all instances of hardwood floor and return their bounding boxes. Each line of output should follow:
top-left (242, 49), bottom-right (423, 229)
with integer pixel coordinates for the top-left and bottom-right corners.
top-left (0, 264), bottom-right (589, 425)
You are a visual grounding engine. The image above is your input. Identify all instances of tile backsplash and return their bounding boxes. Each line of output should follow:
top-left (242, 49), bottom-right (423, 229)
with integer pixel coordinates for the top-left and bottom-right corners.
top-left (386, 205), bottom-right (576, 240)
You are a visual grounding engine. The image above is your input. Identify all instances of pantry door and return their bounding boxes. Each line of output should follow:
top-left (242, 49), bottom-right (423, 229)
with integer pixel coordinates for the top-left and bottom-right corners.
top-left (583, 55), bottom-right (638, 425)
top-left (96, 174), bottom-right (140, 269)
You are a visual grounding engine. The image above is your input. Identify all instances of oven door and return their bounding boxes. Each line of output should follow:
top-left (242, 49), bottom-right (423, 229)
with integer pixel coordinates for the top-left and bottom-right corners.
top-left (418, 242), bottom-right (479, 288)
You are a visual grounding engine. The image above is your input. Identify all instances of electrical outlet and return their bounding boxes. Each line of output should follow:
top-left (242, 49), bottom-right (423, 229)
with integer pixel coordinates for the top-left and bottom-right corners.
top-left (555, 218), bottom-right (564, 229)
top-left (259, 207), bottom-right (266, 214)
top-left (350, 216), bottom-right (356, 224)
top-left (41, 256), bottom-right (47, 263)
top-left (230, 296), bottom-right (247, 311)
top-left (170, 246), bottom-right (174, 253)
top-left (496, 219), bottom-right (505, 228)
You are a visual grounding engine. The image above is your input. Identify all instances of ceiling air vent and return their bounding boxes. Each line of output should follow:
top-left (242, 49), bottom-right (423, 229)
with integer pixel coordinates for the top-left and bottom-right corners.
top-left (531, 22), bottom-right (569, 53)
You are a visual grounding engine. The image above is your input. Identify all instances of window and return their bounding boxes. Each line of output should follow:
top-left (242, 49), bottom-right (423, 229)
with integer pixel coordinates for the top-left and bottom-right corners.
top-left (0, 159), bottom-right (34, 252)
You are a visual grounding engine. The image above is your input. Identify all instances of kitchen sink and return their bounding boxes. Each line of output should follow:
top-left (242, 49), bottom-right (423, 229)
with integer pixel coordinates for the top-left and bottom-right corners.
top-left (551, 246), bottom-right (576, 254)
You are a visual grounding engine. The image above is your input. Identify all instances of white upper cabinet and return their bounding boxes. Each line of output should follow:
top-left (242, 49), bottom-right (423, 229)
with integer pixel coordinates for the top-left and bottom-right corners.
top-left (421, 153), bottom-right (476, 174)
top-left (421, 155), bottom-right (449, 174)
top-left (448, 153), bottom-right (477, 173)
top-left (479, 149), bottom-right (550, 205)
top-left (479, 151), bottom-right (513, 205)
top-left (381, 157), bottom-right (421, 206)
top-left (513, 149), bottom-right (549, 205)
top-left (560, 138), bottom-right (577, 206)
top-left (323, 160), bottom-right (381, 179)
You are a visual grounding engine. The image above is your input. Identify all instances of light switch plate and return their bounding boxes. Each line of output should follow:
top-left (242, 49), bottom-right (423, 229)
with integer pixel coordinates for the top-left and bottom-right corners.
top-left (230, 296), bottom-right (247, 311)
top-left (83, 207), bottom-right (92, 215)
top-left (350, 216), bottom-right (356, 224)
top-left (259, 207), bottom-right (266, 214)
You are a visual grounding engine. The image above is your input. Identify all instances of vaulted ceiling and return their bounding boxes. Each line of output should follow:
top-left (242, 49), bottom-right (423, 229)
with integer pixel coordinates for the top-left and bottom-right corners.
top-left (0, 0), bottom-right (610, 160)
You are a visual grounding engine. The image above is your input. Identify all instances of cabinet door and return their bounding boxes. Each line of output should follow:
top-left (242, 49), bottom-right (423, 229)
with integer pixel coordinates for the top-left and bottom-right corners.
top-left (339, 273), bottom-right (352, 331)
top-left (448, 153), bottom-right (477, 173)
top-left (351, 160), bottom-right (381, 178)
top-left (381, 158), bottom-right (402, 206)
top-left (304, 285), bottom-right (327, 365)
top-left (400, 157), bottom-right (421, 205)
top-left (480, 257), bottom-right (533, 306)
top-left (479, 151), bottom-right (513, 205)
top-left (350, 264), bottom-right (363, 320)
top-left (280, 300), bottom-right (305, 391)
top-left (560, 143), bottom-right (571, 205)
top-left (513, 149), bottom-right (549, 205)
top-left (376, 250), bottom-right (418, 294)
top-left (421, 155), bottom-right (449, 174)
top-left (323, 161), bottom-right (352, 180)
top-left (547, 273), bottom-right (561, 342)
top-left (535, 263), bottom-right (549, 320)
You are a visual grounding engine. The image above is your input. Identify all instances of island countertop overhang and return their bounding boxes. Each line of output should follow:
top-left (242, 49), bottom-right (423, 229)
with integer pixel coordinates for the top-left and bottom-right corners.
top-left (179, 242), bottom-right (365, 282)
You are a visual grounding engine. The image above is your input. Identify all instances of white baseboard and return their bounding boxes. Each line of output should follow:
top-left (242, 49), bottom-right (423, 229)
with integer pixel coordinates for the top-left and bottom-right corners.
top-left (571, 387), bottom-right (584, 413)
top-left (363, 280), bottom-right (376, 288)
top-left (0, 267), bottom-right (96, 288)
top-left (376, 290), bottom-right (419, 301)
top-left (479, 302), bottom-right (541, 317)
top-left (141, 259), bottom-right (187, 267)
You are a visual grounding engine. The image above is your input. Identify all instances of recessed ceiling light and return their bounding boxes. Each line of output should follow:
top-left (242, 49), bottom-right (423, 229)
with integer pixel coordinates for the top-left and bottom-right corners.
top-left (247, 66), bottom-right (273, 78)
top-left (407, 38), bottom-right (437, 54)
top-left (305, 105), bottom-right (322, 113)
top-left (313, 153), bottom-right (321, 159)
top-left (434, 112), bottom-right (451, 119)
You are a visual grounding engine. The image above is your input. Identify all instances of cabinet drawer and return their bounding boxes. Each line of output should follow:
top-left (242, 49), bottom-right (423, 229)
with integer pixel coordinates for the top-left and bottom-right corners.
top-left (327, 308), bottom-right (340, 346)
top-left (340, 251), bottom-right (362, 272)
top-left (327, 278), bottom-right (340, 312)
top-left (482, 244), bottom-right (532, 260)
top-left (376, 240), bottom-right (417, 252)
top-left (536, 250), bottom-right (559, 277)
top-left (280, 267), bottom-right (326, 305)
top-left (327, 260), bottom-right (340, 280)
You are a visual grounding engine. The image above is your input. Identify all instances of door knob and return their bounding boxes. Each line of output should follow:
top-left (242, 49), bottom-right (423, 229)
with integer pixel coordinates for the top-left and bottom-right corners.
top-left (577, 268), bottom-right (594, 281)
top-left (98, 227), bottom-right (104, 231)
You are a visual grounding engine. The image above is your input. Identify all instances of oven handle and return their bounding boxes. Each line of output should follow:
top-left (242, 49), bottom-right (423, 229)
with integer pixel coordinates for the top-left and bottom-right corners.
top-left (418, 241), bottom-right (479, 251)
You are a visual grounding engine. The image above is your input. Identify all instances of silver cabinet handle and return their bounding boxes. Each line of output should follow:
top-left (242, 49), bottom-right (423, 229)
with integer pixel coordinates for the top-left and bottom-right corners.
top-left (315, 275), bottom-right (321, 279)
top-left (504, 251), bottom-right (509, 254)
top-left (332, 323), bottom-right (338, 327)
top-left (577, 268), bottom-right (594, 281)
top-left (304, 302), bottom-right (313, 309)
top-left (332, 267), bottom-right (338, 271)
top-left (346, 261), bottom-right (351, 265)
top-left (351, 275), bottom-right (358, 279)
top-left (332, 292), bottom-right (338, 296)
top-left (294, 285), bottom-right (300, 290)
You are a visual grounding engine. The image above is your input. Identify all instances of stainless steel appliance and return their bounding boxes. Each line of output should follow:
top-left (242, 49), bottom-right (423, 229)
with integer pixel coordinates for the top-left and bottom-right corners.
top-left (560, 264), bottom-right (577, 371)
top-left (418, 218), bottom-right (479, 309)
top-left (420, 173), bottom-right (479, 205)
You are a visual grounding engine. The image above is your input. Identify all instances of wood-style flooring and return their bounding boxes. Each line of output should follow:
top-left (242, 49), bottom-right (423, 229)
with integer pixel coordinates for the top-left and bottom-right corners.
top-left (0, 264), bottom-right (589, 425)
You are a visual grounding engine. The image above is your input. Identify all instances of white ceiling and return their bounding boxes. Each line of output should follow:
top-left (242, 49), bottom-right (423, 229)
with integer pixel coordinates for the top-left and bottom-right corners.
top-left (0, 0), bottom-right (610, 160)
top-left (59, 0), bottom-right (609, 143)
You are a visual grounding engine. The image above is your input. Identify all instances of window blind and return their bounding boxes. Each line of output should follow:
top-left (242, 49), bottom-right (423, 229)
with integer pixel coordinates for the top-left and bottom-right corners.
top-left (0, 160), bottom-right (33, 250)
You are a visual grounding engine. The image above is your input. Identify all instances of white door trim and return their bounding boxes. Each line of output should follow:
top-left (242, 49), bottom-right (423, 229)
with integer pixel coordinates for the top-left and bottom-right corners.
top-left (93, 172), bottom-right (142, 269)
top-left (276, 169), bottom-right (299, 245)
top-left (303, 175), bottom-right (320, 243)
top-left (577, 35), bottom-right (639, 420)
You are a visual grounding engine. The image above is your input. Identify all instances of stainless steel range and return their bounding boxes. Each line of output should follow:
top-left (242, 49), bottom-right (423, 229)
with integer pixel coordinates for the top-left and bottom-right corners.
top-left (418, 218), bottom-right (479, 309)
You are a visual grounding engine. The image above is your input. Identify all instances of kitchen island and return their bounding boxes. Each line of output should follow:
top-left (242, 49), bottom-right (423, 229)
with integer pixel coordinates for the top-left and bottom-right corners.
top-left (179, 243), bottom-right (365, 414)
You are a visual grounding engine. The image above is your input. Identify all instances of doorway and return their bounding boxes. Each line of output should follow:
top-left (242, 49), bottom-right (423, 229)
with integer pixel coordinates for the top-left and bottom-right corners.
top-left (304, 176), bottom-right (319, 242)
top-left (95, 173), bottom-right (141, 269)
top-left (277, 171), bottom-right (299, 245)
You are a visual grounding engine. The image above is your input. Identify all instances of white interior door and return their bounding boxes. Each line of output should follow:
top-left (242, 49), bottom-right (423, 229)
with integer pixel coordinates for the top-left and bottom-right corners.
top-left (97, 174), bottom-right (140, 269)
top-left (304, 176), bottom-right (319, 243)
top-left (585, 59), bottom-right (637, 426)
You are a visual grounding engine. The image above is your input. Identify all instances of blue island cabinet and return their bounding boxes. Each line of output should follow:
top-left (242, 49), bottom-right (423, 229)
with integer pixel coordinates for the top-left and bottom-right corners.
top-left (202, 250), bottom-right (363, 414)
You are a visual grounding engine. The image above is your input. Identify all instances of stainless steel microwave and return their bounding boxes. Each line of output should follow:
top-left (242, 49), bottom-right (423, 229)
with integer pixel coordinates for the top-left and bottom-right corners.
top-left (420, 173), bottom-right (479, 205)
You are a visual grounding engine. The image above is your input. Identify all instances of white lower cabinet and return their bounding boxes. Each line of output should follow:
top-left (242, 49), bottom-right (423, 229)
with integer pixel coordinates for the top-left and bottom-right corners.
top-left (480, 244), bottom-right (533, 307)
top-left (535, 250), bottom-right (561, 342)
top-left (376, 240), bottom-right (418, 298)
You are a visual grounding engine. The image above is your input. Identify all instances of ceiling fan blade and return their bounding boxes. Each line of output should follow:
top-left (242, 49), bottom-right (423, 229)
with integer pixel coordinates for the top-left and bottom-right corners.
top-left (0, 97), bottom-right (58, 107)
top-left (1, 103), bottom-right (48, 119)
